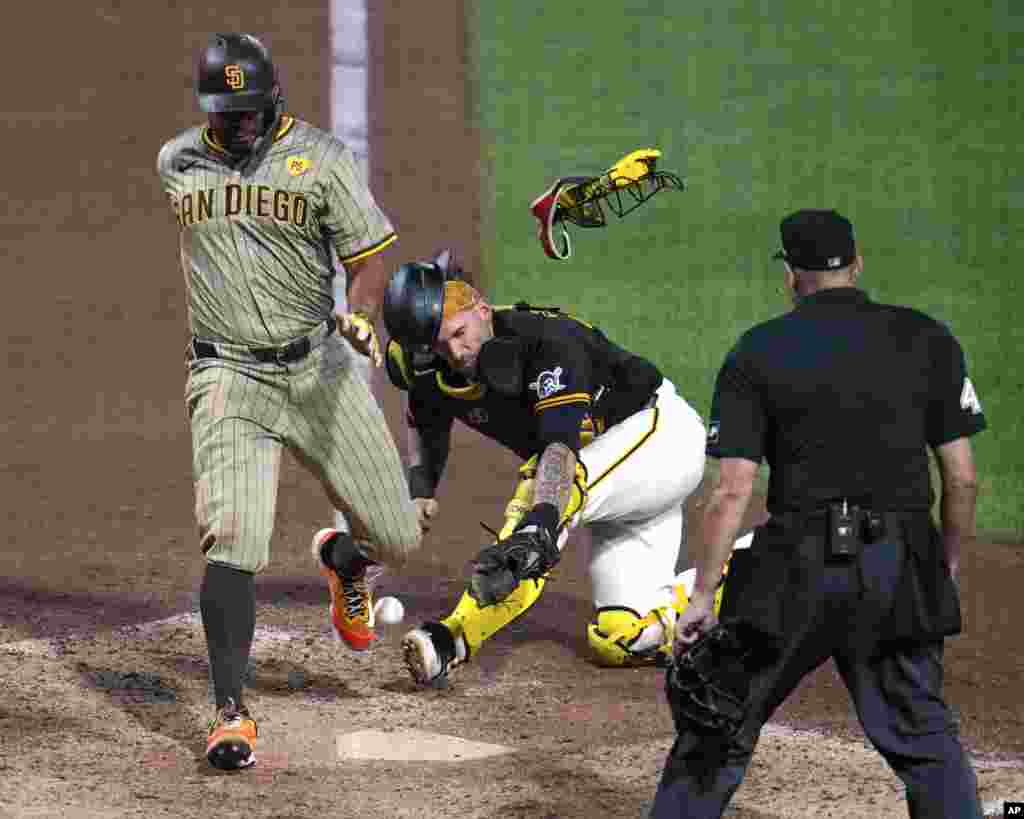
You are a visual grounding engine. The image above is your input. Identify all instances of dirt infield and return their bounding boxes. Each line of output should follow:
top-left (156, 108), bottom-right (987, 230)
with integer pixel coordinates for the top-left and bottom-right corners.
top-left (2, 463), bottom-right (1022, 818)
top-left (0, 2), bottom-right (1020, 818)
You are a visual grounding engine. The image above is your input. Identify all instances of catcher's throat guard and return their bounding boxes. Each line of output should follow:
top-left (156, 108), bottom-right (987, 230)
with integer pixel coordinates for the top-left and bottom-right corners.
top-left (529, 148), bottom-right (686, 260)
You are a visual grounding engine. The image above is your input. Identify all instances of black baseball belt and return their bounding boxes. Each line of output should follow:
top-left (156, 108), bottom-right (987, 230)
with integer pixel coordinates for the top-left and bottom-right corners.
top-left (190, 318), bottom-right (334, 364)
top-left (774, 503), bottom-right (920, 562)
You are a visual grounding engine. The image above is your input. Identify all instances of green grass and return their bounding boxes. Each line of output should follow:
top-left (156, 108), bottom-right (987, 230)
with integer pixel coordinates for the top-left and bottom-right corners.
top-left (474, 0), bottom-right (1022, 535)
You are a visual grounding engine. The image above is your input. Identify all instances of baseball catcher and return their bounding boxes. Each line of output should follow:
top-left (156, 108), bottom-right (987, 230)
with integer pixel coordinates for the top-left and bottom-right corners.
top-left (529, 148), bottom-right (685, 260)
top-left (380, 250), bottom-right (751, 688)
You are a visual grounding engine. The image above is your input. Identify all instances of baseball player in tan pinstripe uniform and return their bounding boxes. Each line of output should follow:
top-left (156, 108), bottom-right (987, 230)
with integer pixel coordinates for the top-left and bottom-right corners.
top-left (157, 33), bottom-right (421, 771)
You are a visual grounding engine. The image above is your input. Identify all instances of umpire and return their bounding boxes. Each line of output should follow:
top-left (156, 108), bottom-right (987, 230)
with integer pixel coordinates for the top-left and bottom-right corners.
top-left (652, 209), bottom-right (987, 818)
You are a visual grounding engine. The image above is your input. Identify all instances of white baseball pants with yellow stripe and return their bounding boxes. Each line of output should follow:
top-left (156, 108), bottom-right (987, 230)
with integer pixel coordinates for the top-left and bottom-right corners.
top-left (576, 379), bottom-right (706, 614)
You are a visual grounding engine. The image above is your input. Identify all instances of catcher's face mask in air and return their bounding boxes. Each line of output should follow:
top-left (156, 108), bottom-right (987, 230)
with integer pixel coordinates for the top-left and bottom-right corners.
top-left (529, 148), bottom-right (686, 260)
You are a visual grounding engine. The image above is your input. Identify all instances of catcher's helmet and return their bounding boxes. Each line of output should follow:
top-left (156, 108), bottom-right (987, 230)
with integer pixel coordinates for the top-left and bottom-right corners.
top-left (383, 262), bottom-right (446, 350)
top-left (196, 33), bottom-right (279, 113)
top-left (382, 249), bottom-right (465, 349)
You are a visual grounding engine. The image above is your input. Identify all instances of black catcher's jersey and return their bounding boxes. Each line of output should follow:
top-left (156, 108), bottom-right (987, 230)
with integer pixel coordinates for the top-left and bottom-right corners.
top-left (402, 303), bottom-right (663, 461)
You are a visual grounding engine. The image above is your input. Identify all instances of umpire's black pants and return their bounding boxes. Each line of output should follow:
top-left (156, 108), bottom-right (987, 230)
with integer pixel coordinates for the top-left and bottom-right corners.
top-left (650, 537), bottom-right (981, 819)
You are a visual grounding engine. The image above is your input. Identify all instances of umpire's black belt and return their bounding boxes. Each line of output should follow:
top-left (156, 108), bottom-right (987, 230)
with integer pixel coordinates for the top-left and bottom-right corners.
top-left (776, 505), bottom-right (912, 532)
top-left (774, 504), bottom-right (917, 563)
top-left (190, 318), bottom-right (334, 364)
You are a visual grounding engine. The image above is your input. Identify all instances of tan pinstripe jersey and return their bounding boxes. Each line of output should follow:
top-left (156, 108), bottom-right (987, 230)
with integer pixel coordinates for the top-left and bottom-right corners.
top-left (157, 115), bottom-right (395, 346)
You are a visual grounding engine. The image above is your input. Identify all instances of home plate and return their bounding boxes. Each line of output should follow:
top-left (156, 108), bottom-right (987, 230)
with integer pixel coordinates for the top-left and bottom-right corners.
top-left (336, 729), bottom-right (514, 762)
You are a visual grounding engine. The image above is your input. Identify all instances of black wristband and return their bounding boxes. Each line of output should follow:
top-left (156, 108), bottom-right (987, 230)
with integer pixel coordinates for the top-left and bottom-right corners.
top-left (518, 502), bottom-right (560, 541)
top-left (408, 464), bottom-right (436, 500)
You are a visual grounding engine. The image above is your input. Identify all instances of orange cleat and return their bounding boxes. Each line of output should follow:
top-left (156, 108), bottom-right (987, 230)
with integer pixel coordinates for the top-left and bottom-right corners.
top-left (311, 528), bottom-right (378, 651)
top-left (206, 698), bottom-right (257, 771)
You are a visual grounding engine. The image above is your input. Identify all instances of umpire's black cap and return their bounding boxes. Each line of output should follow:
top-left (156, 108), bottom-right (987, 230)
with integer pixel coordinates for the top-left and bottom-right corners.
top-left (772, 209), bottom-right (857, 271)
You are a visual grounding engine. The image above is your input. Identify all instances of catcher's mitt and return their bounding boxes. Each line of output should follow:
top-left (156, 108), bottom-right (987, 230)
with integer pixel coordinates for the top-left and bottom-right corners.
top-left (664, 622), bottom-right (758, 740)
top-left (467, 525), bottom-right (560, 607)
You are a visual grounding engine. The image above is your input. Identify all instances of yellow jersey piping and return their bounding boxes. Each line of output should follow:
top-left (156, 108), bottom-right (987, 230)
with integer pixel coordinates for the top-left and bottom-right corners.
top-left (534, 392), bottom-right (591, 413)
top-left (587, 407), bottom-right (659, 491)
top-left (342, 232), bottom-right (398, 265)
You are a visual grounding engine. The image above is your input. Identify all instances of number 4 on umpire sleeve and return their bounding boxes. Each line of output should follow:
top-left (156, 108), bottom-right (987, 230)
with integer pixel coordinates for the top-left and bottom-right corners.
top-left (960, 378), bottom-right (983, 415)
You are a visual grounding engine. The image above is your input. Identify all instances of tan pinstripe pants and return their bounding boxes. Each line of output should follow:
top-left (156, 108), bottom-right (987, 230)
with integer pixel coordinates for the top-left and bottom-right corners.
top-left (186, 332), bottom-right (421, 573)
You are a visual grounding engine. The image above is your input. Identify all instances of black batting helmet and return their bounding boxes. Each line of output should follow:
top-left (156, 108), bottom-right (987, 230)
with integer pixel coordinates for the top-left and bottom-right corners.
top-left (383, 262), bottom-right (446, 350)
top-left (196, 33), bottom-right (279, 113)
top-left (382, 248), bottom-right (468, 349)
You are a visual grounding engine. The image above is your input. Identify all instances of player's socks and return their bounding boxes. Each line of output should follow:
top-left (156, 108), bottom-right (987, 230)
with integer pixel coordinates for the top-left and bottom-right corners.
top-left (200, 563), bottom-right (256, 708)
top-left (321, 530), bottom-right (375, 577)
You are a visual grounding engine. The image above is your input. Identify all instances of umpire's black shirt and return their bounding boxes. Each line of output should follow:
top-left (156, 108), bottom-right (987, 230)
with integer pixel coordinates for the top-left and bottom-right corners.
top-left (707, 288), bottom-right (987, 515)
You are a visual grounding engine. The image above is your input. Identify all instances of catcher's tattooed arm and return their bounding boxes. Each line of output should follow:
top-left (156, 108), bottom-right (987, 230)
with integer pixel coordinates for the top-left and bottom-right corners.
top-left (533, 442), bottom-right (577, 515)
top-left (519, 442), bottom-right (577, 538)
top-left (467, 442), bottom-right (574, 606)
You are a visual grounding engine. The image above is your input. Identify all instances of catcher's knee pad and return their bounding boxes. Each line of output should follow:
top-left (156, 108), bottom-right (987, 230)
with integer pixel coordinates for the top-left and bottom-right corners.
top-left (587, 606), bottom-right (676, 667)
top-left (443, 577), bottom-right (547, 657)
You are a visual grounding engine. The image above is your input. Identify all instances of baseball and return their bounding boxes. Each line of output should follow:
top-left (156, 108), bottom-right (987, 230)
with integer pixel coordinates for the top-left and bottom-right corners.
top-left (374, 595), bottom-right (405, 625)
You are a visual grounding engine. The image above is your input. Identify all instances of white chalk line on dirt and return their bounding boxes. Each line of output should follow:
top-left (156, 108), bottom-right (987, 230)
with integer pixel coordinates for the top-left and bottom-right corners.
top-left (1, 612), bottom-right (1022, 775)
top-left (0, 611), bottom-right (297, 660)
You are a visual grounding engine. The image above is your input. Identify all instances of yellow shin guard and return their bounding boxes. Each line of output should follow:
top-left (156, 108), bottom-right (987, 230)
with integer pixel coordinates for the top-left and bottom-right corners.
top-left (438, 453), bottom-right (581, 661)
top-left (441, 577), bottom-right (547, 658)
